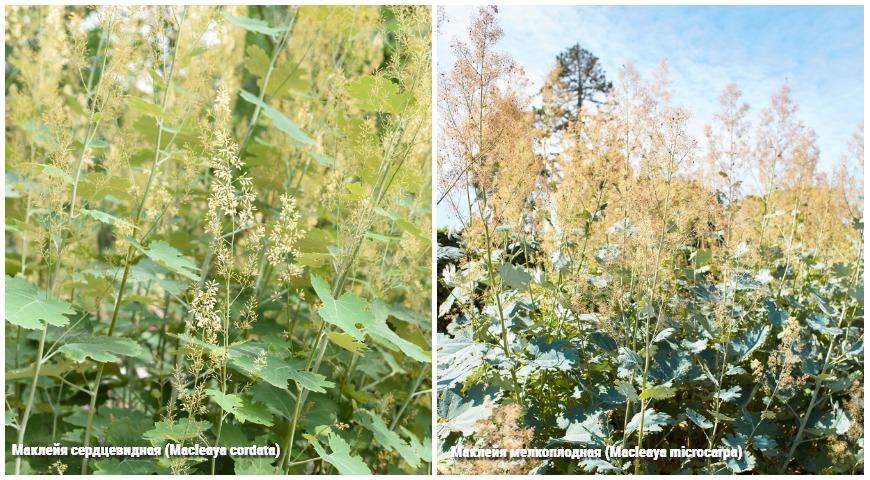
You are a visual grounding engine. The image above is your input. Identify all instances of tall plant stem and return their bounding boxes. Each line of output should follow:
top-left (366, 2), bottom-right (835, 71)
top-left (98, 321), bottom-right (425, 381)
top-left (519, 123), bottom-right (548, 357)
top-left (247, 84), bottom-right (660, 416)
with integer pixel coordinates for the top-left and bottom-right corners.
top-left (477, 190), bottom-right (524, 405)
top-left (13, 325), bottom-right (49, 475)
top-left (779, 244), bottom-right (862, 473)
top-left (80, 8), bottom-right (187, 474)
top-left (70, 11), bottom-right (117, 219)
top-left (634, 162), bottom-right (675, 474)
top-left (211, 218), bottom-right (235, 475)
top-left (13, 11), bottom-right (121, 475)
top-left (240, 11), bottom-right (297, 154)
top-left (390, 366), bottom-right (426, 431)
top-left (706, 261), bottom-right (735, 452)
top-left (280, 53), bottom-right (427, 473)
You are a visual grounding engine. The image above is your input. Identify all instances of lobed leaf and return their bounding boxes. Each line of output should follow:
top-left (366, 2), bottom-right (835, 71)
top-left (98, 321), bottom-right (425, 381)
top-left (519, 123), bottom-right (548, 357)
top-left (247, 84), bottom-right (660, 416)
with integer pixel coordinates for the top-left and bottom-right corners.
top-left (310, 274), bottom-right (373, 342)
top-left (368, 300), bottom-right (430, 363)
top-left (5, 276), bottom-right (75, 330)
top-left (130, 240), bottom-right (199, 282)
top-left (356, 410), bottom-right (421, 468)
top-left (58, 336), bottom-right (143, 363)
top-left (305, 431), bottom-right (371, 475)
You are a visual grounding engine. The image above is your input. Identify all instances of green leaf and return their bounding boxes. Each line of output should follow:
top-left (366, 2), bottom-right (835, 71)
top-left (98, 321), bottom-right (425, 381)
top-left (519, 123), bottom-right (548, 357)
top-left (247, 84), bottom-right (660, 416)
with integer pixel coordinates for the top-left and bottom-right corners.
top-left (289, 369), bottom-right (333, 393)
top-left (310, 150), bottom-right (335, 167)
top-left (143, 418), bottom-right (211, 444)
top-left (365, 231), bottom-right (401, 242)
top-left (79, 208), bottom-right (136, 230)
top-left (692, 248), bottom-right (713, 269)
top-left (561, 409), bottom-right (611, 446)
top-left (498, 263), bottom-right (532, 290)
top-left (6, 410), bottom-right (17, 427)
top-left (239, 89), bottom-right (314, 146)
top-left (77, 173), bottom-right (134, 203)
top-left (810, 290), bottom-right (838, 317)
top-left (58, 336), bottom-right (143, 363)
top-left (206, 388), bottom-right (243, 414)
top-left (437, 329), bottom-right (487, 389)
top-left (223, 13), bottom-right (286, 36)
top-left (396, 218), bottom-right (423, 238)
top-left (811, 402), bottom-right (851, 435)
top-left (686, 408), bottom-right (713, 429)
top-left (438, 387), bottom-right (492, 436)
top-left (216, 422), bottom-right (249, 449)
top-left (346, 182), bottom-right (365, 201)
top-left (131, 240), bottom-right (199, 281)
top-left (71, 273), bottom-right (115, 301)
top-left (615, 381), bottom-right (640, 403)
top-left (103, 409), bottom-right (153, 445)
top-left (234, 457), bottom-right (278, 475)
top-left (172, 332), bottom-right (222, 355)
top-left (711, 411), bottom-right (736, 422)
top-left (640, 385), bottom-right (676, 401)
top-left (327, 331), bottom-right (368, 353)
top-left (399, 426), bottom-right (432, 463)
top-left (44, 164), bottom-right (75, 183)
top-left (296, 252), bottom-right (329, 267)
top-left (94, 459), bottom-right (168, 475)
top-left (305, 431), bottom-right (371, 475)
top-left (728, 325), bottom-right (770, 362)
top-left (6, 276), bottom-right (74, 330)
top-left (580, 459), bottom-right (621, 473)
top-left (625, 409), bottom-right (671, 435)
top-left (228, 343), bottom-right (334, 393)
top-left (243, 44), bottom-right (270, 77)
top-left (310, 274), bottom-right (374, 342)
top-left (716, 385), bottom-right (742, 403)
top-left (246, 46), bottom-right (311, 98)
top-left (356, 410), bottom-right (420, 468)
top-left (127, 97), bottom-right (163, 118)
top-left (233, 396), bottom-right (274, 426)
top-left (368, 300), bottom-right (430, 363)
top-left (251, 382), bottom-right (295, 420)
top-left (346, 76), bottom-right (410, 115)
top-left (652, 327), bottom-right (675, 343)
top-left (6, 359), bottom-right (79, 380)
top-left (723, 435), bottom-right (757, 472)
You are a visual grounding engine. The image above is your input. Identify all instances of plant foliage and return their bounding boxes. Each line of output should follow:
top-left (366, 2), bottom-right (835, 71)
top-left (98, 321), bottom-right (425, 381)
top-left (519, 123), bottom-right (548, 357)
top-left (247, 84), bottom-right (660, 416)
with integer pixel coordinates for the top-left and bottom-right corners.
top-left (437, 7), bottom-right (863, 475)
top-left (5, 5), bottom-right (431, 475)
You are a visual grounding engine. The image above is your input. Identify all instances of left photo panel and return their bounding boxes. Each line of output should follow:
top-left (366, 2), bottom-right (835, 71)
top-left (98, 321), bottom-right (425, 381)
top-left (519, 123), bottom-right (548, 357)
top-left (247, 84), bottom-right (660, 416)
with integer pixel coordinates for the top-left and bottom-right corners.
top-left (5, 5), bottom-right (432, 475)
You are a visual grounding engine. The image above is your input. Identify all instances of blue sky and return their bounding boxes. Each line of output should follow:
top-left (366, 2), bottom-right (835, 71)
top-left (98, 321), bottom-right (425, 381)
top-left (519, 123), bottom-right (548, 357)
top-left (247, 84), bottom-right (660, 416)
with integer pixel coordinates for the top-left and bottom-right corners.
top-left (437, 6), bottom-right (863, 226)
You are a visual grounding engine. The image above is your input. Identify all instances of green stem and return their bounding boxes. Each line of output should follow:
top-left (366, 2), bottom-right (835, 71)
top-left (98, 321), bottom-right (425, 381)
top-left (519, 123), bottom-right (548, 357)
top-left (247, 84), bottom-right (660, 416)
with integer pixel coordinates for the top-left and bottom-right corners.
top-left (212, 219), bottom-right (235, 475)
top-left (13, 12), bottom-right (122, 474)
top-left (478, 189), bottom-right (523, 406)
top-left (337, 352), bottom-right (360, 400)
top-left (779, 246), bottom-right (862, 473)
top-left (81, 249), bottom-right (133, 474)
top-left (13, 325), bottom-right (49, 475)
top-left (80, 8), bottom-right (187, 473)
top-left (390, 366), bottom-right (426, 431)
top-left (240, 11), bottom-right (297, 154)
top-left (634, 163), bottom-right (675, 474)
top-left (281, 28), bottom-right (427, 474)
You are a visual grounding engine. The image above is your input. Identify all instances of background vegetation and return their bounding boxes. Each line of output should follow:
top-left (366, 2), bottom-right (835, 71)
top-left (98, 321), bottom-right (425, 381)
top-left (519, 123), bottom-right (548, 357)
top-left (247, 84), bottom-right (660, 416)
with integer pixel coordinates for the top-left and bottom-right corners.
top-left (437, 7), bottom-right (863, 475)
top-left (5, 5), bottom-right (431, 475)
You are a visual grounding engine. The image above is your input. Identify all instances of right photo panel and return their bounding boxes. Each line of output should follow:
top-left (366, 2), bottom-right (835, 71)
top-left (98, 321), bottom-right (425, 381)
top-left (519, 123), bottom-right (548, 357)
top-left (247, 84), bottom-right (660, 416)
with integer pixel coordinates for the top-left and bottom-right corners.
top-left (436, 5), bottom-right (863, 475)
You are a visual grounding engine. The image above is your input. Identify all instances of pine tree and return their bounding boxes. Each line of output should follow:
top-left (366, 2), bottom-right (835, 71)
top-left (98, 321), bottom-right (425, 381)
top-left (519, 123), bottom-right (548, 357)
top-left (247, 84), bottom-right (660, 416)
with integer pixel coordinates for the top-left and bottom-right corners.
top-left (539, 43), bottom-right (612, 131)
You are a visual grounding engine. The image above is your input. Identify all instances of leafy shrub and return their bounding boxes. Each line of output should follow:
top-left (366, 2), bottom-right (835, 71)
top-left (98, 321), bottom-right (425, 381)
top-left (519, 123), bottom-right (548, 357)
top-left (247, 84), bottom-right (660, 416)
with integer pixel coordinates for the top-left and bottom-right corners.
top-left (437, 7), bottom-right (863, 475)
top-left (5, 5), bottom-right (431, 475)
